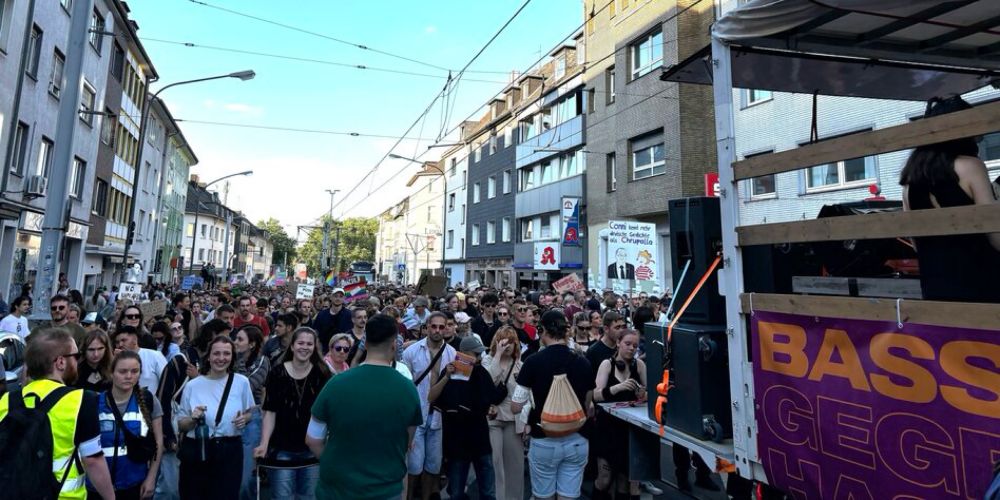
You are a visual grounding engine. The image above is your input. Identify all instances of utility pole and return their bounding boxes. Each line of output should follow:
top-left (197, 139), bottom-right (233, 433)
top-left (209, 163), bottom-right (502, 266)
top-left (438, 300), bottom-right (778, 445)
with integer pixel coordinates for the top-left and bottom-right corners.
top-left (31, 0), bottom-right (93, 320)
top-left (332, 225), bottom-right (341, 276)
top-left (323, 189), bottom-right (339, 272)
top-left (222, 211), bottom-right (232, 283)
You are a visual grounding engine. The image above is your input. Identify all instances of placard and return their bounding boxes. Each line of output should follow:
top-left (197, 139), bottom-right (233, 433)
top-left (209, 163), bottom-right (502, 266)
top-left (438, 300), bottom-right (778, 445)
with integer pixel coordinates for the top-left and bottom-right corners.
top-left (466, 280), bottom-right (481, 292)
top-left (119, 282), bottom-right (142, 303)
top-left (296, 284), bottom-right (315, 300)
top-left (416, 275), bottom-right (449, 298)
top-left (552, 273), bottom-right (585, 294)
top-left (180, 275), bottom-right (204, 291)
top-left (607, 220), bottom-right (658, 285)
top-left (752, 311), bottom-right (1000, 499)
top-left (139, 300), bottom-right (167, 319)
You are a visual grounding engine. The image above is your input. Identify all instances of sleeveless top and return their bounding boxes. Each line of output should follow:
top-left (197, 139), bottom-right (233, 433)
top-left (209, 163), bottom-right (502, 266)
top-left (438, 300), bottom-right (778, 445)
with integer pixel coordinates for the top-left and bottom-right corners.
top-left (603, 358), bottom-right (641, 403)
top-left (907, 179), bottom-right (1000, 303)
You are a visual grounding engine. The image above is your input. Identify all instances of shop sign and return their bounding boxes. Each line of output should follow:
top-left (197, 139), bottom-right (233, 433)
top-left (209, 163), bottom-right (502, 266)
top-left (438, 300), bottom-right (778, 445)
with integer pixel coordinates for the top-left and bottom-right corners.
top-left (21, 211), bottom-right (87, 239)
top-left (533, 242), bottom-right (560, 271)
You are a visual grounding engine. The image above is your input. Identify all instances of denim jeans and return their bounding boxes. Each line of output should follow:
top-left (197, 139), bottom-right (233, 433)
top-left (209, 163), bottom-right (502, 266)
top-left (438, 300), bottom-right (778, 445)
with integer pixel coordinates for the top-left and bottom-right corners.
top-left (527, 433), bottom-right (589, 499)
top-left (446, 453), bottom-right (496, 500)
top-left (267, 450), bottom-right (320, 500)
top-left (154, 451), bottom-right (180, 500)
top-left (239, 408), bottom-right (262, 500)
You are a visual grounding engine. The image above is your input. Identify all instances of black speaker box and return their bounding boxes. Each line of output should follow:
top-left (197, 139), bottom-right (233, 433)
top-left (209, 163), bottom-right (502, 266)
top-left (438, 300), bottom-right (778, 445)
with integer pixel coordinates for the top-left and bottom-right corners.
top-left (644, 322), bottom-right (733, 442)
top-left (668, 197), bottom-right (725, 324)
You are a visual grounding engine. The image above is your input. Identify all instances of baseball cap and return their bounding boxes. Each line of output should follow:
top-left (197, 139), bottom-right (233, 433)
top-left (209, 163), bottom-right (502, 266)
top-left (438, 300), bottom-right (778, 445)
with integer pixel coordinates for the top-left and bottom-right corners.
top-left (454, 312), bottom-right (471, 324)
top-left (459, 335), bottom-right (486, 354)
top-left (332, 288), bottom-right (345, 295)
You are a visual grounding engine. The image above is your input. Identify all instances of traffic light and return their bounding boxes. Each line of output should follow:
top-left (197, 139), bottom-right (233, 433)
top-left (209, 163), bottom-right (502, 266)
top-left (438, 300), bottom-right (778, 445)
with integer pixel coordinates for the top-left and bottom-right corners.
top-left (126, 221), bottom-right (136, 246)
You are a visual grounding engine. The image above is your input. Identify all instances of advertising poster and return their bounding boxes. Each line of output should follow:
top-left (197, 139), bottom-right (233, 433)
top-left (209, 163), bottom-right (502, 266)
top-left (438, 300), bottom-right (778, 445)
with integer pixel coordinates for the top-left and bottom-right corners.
top-left (752, 311), bottom-right (1000, 499)
top-left (561, 197), bottom-right (581, 247)
top-left (607, 220), bottom-right (658, 292)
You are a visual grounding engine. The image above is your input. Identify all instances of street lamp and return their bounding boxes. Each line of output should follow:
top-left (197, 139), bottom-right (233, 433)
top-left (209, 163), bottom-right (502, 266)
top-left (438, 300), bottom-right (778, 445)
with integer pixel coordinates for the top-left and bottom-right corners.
top-left (121, 70), bottom-right (256, 271)
top-left (324, 189), bottom-right (340, 272)
top-left (187, 170), bottom-right (253, 279)
top-left (388, 153), bottom-right (443, 174)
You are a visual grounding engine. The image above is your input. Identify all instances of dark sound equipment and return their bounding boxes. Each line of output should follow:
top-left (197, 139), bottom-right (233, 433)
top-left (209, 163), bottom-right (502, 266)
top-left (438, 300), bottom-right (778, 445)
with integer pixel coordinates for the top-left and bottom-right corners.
top-left (645, 322), bottom-right (732, 442)
top-left (668, 197), bottom-right (725, 324)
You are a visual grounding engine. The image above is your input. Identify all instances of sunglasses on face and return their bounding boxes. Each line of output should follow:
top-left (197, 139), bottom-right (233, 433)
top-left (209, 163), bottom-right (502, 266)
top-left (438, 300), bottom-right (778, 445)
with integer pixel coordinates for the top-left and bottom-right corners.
top-left (59, 351), bottom-right (83, 361)
top-left (429, 325), bottom-right (447, 330)
top-left (498, 312), bottom-right (509, 316)
top-left (51, 305), bottom-right (66, 311)
top-left (333, 346), bottom-right (350, 353)
top-left (516, 307), bottom-right (528, 312)
top-left (124, 314), bottom-right (141, 320)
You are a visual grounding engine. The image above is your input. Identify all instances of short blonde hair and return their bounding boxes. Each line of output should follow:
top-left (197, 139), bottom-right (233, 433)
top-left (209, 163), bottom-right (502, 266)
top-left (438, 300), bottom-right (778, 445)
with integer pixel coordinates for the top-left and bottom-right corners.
top-left (329, 333), bottom-right (354, 349)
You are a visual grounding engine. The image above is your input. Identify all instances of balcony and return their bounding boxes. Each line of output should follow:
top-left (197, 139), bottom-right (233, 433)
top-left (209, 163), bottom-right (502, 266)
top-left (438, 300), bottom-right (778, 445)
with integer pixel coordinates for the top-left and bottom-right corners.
top-left (515, 114), bottom-right (585, 168)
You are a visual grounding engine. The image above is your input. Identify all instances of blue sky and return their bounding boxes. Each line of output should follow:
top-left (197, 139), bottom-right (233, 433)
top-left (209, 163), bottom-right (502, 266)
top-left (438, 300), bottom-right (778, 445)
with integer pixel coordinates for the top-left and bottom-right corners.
top-left (127, 0), bottom-right (582, 239)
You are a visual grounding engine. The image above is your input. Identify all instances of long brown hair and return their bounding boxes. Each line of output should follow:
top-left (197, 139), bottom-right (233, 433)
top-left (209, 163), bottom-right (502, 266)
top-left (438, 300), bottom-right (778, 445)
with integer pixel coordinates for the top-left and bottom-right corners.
top-left (82, 329), bottom-right (113, 379)
top-left (200, 335), bottom-right (237, 375)
top-left (280, 327), bottom-right (331, 378)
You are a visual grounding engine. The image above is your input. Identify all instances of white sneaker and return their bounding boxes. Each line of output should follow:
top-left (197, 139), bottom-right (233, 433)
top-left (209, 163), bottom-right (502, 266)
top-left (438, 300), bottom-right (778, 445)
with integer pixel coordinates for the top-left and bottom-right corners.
top-left (642, 481), bottom-right (664, 495)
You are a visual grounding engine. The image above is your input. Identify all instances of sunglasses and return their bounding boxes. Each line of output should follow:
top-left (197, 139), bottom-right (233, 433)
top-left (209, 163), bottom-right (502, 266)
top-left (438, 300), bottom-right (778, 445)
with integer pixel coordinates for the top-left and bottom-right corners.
top-left (59, 351), bottom-right (83, 361)
top-left (333, 346), bottom-right (350, 353)
top-left (498, 312), bottom-right (509, 316)
top-left (516, 307), bottom-right (528, 312)
top-left (124, 314), bottom-right (141, 320)
top-left (51, 305), bottom-right (66, 311)
top-left (428, 325), bottom-right (447, 330)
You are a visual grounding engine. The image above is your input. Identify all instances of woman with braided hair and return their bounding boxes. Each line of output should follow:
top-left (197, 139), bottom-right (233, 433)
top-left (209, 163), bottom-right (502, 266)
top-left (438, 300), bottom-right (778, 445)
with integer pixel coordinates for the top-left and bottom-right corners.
top-left (88, 350), bottom-right (164, 499)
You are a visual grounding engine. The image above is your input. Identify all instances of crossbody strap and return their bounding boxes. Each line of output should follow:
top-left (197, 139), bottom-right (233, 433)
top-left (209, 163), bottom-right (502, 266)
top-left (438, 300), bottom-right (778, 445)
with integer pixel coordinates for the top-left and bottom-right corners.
top-left (414, 346), bottom-right (445, 386)
top-left (212, 373), bottom-right (235, 436)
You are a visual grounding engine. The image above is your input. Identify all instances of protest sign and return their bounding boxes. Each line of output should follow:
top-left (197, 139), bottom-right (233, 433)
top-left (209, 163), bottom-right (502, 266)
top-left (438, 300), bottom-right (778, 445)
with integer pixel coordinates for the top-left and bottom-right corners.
top-left (416, 275), bottom-right (448, 298)
top-left (139, 300), bottom-right (167, 319)
top-left (552, 273), bottom-right (584, 294)
top-left (119, 283), bottom-right (142, 303)
top-left (296, 284), bottom-right (315, 300)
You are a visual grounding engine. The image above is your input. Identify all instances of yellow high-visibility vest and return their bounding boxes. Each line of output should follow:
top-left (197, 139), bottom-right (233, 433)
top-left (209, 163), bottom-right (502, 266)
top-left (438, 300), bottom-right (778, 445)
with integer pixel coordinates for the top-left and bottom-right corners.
top-left (0, 379), bottom-right (87, 499)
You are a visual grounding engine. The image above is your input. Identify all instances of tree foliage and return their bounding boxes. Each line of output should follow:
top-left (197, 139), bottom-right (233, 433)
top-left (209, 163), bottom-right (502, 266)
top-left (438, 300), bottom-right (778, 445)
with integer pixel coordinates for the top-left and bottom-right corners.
top-left (298, 217), bottom-right (377, 275)
top-left (257, 218), bottom-right (297, 268)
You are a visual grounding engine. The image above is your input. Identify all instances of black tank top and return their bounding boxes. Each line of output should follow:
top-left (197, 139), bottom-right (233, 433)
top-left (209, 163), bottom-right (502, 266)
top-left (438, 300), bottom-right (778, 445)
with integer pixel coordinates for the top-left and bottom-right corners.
top-left (603, 358), bottom-right (640, 403)
top-left (907, 179), bottom-right (1000, 303)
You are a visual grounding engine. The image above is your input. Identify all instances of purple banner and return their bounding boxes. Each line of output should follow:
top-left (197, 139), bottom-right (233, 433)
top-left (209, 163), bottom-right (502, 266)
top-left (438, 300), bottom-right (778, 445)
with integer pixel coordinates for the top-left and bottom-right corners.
top-left (751, 311), bottom-right (1000, 499)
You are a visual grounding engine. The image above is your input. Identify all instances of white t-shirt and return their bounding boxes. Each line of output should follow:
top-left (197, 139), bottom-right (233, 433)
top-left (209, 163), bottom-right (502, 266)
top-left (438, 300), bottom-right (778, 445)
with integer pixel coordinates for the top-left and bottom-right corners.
top-left (394, 361), bottom-right (413, 380)
top-left (138, 348), bottom-right (168, 392)
top-left (0, 314), bottom-right (29, 340)
top-left (178, 373), bottom-right (255, 438)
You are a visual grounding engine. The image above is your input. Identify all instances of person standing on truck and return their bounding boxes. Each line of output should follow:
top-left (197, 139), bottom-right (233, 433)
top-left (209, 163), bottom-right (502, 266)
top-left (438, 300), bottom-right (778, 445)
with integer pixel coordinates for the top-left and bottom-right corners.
top-left (900, 96), bottom-right (1000, 303)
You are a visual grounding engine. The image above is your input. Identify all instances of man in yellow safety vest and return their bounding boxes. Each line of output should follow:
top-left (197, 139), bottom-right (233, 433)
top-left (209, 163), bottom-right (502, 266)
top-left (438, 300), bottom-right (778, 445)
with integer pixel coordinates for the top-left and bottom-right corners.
top-left (0, 327), bottom-right (116, 499)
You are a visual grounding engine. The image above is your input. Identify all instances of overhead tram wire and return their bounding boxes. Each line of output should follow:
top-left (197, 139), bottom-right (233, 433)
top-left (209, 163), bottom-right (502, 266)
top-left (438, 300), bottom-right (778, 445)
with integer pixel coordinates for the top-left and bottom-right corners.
top-left (299, 0), bottom-right (537, 229)
top-left (172, 119), bottom-right (442, 140)
top-left (333, 0), bottom-right (705, 218)
top-left (140, 38), bottom-right (511, 85)
top-left (185, 0), bottom-right (518, 76)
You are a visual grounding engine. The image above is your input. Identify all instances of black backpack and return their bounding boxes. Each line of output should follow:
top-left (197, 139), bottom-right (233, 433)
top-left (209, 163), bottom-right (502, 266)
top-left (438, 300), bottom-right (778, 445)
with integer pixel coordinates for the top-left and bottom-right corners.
top-left (0, 386), bottom-right (80, 500)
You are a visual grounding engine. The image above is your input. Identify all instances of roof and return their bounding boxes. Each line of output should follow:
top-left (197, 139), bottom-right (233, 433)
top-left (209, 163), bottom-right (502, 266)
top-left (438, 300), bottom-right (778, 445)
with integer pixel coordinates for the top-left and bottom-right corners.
top-left (662, 0), bottom-right (1000, 100)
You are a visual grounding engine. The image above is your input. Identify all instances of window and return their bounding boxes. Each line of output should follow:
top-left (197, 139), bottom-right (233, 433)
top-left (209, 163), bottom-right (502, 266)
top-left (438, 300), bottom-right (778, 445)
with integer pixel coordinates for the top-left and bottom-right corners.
top-left (605, 66), bottom-right (616, 104)
top-left (80, 82), bottom-right (96, 126)
top-left (489, 134), bottom-right (497, 155)
top-left (186, 223), bottom-right (194, 237)
top-left (100, 107), bottom-right (115, 145)
top-left (69, 157), bottom-right (85, 198)
top-left (199, 249), bottom-right (205, 261)
top-left (460, 204), bottom-right (465, 224)
top-left (610, 0), bottom-right (617, 17)
top-left (92, 179), bottom-right (108, 215)
top-left (111, 41), bottom-right (124, 81)
top-left (447, 230), bottom-right (454, 249)
top-left (521, 117), bottom-right (537, 141)
top-left (631, 131), bottom-right (665, 180)
top-left (448, 157), bottom-right (457, 177)
top-left (746, 89), bottom-right (773, 106)
top-left (138, 210), bottom-right (146, 235)
top-left (474, 144), bottom-right (482, 163)
top-left (26, 25), bottom-right (42, 78)
top-left (472, 224), bottom-right (480, 246)
top-left (9, 122), bottom-right (28, 175)
top-left (487, 220), bottom-right (496, 244)
top-left (60, 0), bottom-right (71, 11)
top-left (90, 8), bottom-right (105, 51)
top-left (49, 49), bottom-right (65, 97)
top-left (521, 219), bottom-right (534, 241)
top-left (751, 175), bottom-right (776, 197)
top-left (806, 157), bottom-right (876, 190)
top-left (448, 193), bottom-right (456, 212)
top-left (473, 182), bottom-right (481, 203)
top-left (550, 92), bottom-right (579, 127)
top-left (37, 137), bottom-right (54, 177)
top-left (554, 56), bottom-right (566, 79)
top-left (503, 170), bottom-right (511, 194)
top-left (488, 176), bottom-right (496, 198)
top-left (540, 217), bottom-right (552, 239)
top-left (427, 205), bottom-right (434, 222)
top-left (606, 153), bottom-right (617, 192)
top-left (502, 217), bottom-right (511, 242)
top-left (630, 30), bottom-right (663, 80)
top-left (201, 224), bottom-right (207, 237)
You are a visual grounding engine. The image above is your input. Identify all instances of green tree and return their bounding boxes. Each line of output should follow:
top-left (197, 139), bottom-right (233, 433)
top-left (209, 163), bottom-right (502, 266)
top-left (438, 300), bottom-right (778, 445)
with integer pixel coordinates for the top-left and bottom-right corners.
top-left (257, 218), bottom-right (297, 268)
top-left (298, 216), bottom-right (377, 276)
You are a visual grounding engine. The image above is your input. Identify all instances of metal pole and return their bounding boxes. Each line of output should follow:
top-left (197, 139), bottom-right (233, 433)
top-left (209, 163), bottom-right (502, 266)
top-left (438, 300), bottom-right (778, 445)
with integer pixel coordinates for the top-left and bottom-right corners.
top-left (332, 225), bottom-right (341, 276)
top-left (30, 0), bottom-right (94, 320)
top-left (188, 202), bottom-right (200, 278)
top-left (222, 211), bottom-right (232, 283)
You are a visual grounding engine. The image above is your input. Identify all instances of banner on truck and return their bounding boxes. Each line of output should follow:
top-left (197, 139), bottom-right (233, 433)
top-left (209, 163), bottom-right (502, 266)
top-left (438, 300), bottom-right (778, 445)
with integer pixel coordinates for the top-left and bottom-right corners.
top-left (751, 311), bottom-right (1000, 500)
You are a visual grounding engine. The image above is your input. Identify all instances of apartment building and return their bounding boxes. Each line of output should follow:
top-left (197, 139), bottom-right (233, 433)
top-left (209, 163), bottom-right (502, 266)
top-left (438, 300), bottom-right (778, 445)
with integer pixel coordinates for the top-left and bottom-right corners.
top-left (182, 177), bottom-right (236, 279)
top-left (582, 0), bottom-right (716, 293)
top-left (441, 142), bottom-right (469, 286)
top-left (150, 97), bottom-right (197, 286)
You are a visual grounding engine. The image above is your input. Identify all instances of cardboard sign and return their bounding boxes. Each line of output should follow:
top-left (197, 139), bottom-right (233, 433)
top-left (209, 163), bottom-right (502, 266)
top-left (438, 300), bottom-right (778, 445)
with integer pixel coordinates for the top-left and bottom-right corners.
top-left (451, 352), bottom-right (476, 381)
top-left (119, 282), bottom-right (142, 303)
top-left (416, 275), bottom-right (449, 298)
top-left (139, 300), bottom-right (167, 319)
top-left (553, 273), bottom-right (585, 294)
top-left (466, 280), bottom-right (481, 292)
top-left (296, 284), bottom-right (315, 300)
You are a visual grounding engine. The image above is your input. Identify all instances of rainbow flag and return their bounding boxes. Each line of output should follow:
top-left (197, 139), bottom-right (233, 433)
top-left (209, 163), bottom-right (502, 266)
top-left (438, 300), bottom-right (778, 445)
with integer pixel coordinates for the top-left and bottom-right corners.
top-left (344, 280), bottom-right (368, 303)
top-left (325, 270), bottom-right (336, 286)
top-left (265, 271), bottom-right (276, 286)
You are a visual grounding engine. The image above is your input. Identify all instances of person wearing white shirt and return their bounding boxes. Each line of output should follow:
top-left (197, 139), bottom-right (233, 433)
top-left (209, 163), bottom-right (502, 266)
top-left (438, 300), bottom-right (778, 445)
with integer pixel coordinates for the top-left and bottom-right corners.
top-left (0, 296), bottom-right (31, 340)
top-left (112, 326), bottom-right (167, 392)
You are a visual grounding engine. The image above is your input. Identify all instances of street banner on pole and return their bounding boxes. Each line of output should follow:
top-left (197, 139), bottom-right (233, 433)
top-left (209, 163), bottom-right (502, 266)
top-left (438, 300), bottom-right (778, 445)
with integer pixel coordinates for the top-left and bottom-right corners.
top-left (561, 197), bottom-right (581, 247)
top-left (752, 311), bottom-right (1000, 499)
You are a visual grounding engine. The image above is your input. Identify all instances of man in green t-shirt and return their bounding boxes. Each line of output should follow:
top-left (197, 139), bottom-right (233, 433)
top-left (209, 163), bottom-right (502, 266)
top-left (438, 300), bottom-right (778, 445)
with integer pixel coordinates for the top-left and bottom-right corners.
top-left (308, 313), bottom-right (423, 500)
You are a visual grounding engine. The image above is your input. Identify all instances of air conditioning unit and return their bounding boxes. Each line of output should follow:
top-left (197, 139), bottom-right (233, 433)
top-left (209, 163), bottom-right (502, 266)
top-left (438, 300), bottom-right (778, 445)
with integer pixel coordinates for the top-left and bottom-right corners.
top-left (25, 175), bottom-right (47, 198)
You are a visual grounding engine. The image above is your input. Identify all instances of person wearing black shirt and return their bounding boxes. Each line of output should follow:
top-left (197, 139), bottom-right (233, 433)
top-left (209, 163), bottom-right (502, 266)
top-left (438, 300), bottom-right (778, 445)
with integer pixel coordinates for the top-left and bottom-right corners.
top-left (512, 310), bottom-right (595, 500)
top-left (428, 336), bottom-right (499, 500)
top-left (312, 289), bottom-right (353, 351)
top-left (586, 311), bottom-right (625, 377)
top-left (470, 293), bottom-right (502, 347)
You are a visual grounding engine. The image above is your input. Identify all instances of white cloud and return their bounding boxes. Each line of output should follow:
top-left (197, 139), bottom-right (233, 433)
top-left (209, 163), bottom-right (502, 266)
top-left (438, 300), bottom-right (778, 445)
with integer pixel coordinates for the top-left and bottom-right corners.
top-left (424, 25), bottom-right (437, 34)
top-left (223, 103), bottom-right (264, 116)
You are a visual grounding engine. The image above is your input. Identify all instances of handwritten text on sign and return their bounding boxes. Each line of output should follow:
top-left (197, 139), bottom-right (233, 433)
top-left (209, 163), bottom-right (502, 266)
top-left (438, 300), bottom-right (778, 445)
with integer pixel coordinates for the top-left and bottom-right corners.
top-left (751, 311), bottom-right (999, 499)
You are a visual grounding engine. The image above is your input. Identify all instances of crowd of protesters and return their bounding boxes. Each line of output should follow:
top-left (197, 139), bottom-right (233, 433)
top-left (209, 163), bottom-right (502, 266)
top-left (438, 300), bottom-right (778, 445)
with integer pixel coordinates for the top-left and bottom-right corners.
top-left (0, 278), bottom-right (747, 500)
